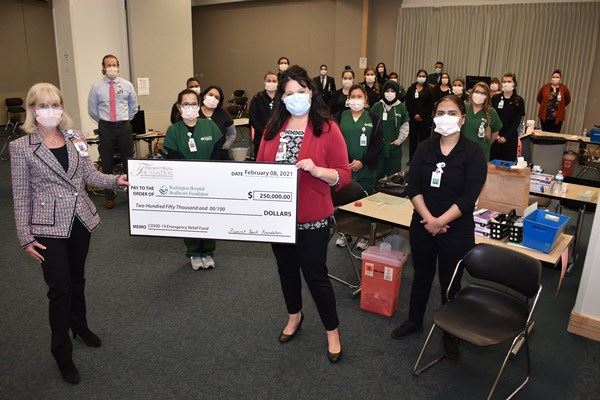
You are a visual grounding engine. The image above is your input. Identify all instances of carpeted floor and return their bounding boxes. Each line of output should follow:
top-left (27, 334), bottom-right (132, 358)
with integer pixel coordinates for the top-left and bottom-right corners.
top-left (1, 157), bottom-right (599, 400)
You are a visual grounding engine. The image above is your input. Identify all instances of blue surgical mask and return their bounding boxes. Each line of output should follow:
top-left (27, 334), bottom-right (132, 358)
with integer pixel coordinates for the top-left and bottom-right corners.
top-left (283, 92), bottom-right (311, 116)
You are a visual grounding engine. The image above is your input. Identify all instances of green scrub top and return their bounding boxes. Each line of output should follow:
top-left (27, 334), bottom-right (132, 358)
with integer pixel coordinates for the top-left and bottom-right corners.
top-left (164, 119), bottom-right (223, 160)
top-left (340, 109), bottom-right (377, 193)
top-left (371, 101), bottom-right (409, 158)
top-left (461, 105), bottom-right (503, 161)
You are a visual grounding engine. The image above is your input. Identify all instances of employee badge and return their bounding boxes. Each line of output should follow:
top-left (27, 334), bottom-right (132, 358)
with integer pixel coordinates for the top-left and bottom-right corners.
top-left (187, 132), bottom-right (197, 152)
top-left (276, 137), bottom-right (289, 161)
top-left (360, 127), bottom-right (367, 147)
top-left (383, 111), bottom-right (388, 121)
top-left (431, 162), bottom-right (445, 188)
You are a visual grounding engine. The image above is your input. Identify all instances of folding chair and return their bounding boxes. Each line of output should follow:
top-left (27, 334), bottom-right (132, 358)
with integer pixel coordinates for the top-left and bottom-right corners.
top-left (329, 181), bottom-right (393, 297)
top-left (413, 244), bottom-right (542, 400)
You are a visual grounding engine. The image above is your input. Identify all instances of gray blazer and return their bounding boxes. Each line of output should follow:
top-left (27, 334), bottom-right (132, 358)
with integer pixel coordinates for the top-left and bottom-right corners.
top-left (10, 129), bottom-right (122, 248)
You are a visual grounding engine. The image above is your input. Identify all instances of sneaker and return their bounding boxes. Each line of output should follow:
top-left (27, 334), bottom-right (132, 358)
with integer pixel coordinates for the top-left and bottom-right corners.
top-left (335, 234), bottom-right (347, 247)
top-left (190, 256), bottom-right (204, 270)
top-left (442, 332), bottom-right (460, 360)
top-left (201, 255), bottom-right (215, 269)
top-left (356, 238), bottom-right (369, 250)
top-left (391, 320), bottom-right (422, 340)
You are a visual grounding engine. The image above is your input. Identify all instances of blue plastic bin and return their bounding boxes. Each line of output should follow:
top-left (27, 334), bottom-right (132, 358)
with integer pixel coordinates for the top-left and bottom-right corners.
top-left (522, 210), bottom-right (569, 253)
top-left (590, 128), bottom-right (600, 143)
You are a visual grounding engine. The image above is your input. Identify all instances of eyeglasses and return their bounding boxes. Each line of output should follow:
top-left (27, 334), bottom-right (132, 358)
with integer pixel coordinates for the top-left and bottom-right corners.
top-left (435, 110), bottom-right (461, 117)
top-left (473, 90), bottom-right (486, 95)
top-left (180, 103), bottom-right (199, 109)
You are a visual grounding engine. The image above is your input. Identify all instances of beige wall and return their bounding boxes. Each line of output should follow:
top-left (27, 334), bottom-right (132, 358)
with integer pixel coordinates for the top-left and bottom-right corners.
top-left (0, 0), bottom-right (58, 124)
top-left (583, 42), bottom-right (600, 130)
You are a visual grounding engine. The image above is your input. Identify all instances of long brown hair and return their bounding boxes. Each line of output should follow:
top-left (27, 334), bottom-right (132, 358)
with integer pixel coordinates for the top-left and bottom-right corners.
top-left (469, 82), bottom-right (494, 141)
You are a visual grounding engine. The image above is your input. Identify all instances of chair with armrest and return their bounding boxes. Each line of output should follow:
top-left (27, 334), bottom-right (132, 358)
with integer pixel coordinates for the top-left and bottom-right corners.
top-left (413, 244), bottom-right (542, 400)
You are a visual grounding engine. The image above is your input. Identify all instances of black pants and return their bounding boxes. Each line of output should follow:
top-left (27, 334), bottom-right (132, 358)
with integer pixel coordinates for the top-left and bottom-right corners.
top-left (540, 118), bottom-right (563, 133)
top-left (271, 225), bottom-right (339, 331)
top-left (490, 136), bottom-right (518, 162)
top-left (36, 218), bottom-right (91, 363)
top-left (407, 222), bottom-right (475, 326)
top-left (409, 119), bottom-right (432, 160)
top-left (98, 120), bottom-right (132, 199)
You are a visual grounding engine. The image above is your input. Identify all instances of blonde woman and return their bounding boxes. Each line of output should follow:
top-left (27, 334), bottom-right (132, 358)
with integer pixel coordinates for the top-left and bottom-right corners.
top-left (10, 83), bottom-right (128, 384)
top-left (461, 82), bottom-right (503, 161)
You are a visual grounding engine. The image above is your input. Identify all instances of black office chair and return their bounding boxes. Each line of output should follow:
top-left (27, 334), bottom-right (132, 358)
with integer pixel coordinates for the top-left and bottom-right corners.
top-left (576, 141), bottom-right (600, 179)
top-left (414, 244), bottom-right (542, 400)
top-left (557, 176), bottom-right (600, 264)
top-left (4, 97), bottom-right (25, 133)
top-left (226, 90), bottom-right (248, 118)
top-left (329, 181), bottom-right (393, 296)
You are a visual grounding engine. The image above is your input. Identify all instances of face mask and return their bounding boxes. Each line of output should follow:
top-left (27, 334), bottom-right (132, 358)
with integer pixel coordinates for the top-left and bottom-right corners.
top-left (348, 98), bottom-right (365, 112)
top-left (417, 77), bottom-right (426, 84)
top-left (189, 87), bottom-right (201, 95)
top-left (378, 67), bottom-right (384, 73)
top-left (390, 78), bottom-right (398, 82)
top-left (105, 66), bottom-right (118, 79)
top-left (435, 67), bottom-right (442, 74)
top-left (551, 77), bottom-right (560, 85)
top-left (36, 108), bottom-right (63, 128)
top-left (502, 82), bottom-right (514, 92)
top-left (279, 64), bottom-right (288, 72)
top-left (384, 92), bottom-right (397, 102)
top-left (265, 82), bottom-right (277, 92)
top-left (490, 83), bottom-right (499, 92)
top-left (441, 78), bottom-right (449, 85)
top-left (433, 114), bottom-right (461, 136)
top-left (342, 79), bottom-right (353, 88)
top-left (203, 96), bottom-right (219, 109)
top-left (320, 69), bottom-right (327, 76)
top-left (283, 92), bottom-right (311, 116)
top-left (180, 106), bottom-right (199, 120)
top-left (472, 93), bottom-right (486, 105)
top-left (452, 85), bottom-right (463, 95)
top-left (365, 75), bottom-right (376, 84)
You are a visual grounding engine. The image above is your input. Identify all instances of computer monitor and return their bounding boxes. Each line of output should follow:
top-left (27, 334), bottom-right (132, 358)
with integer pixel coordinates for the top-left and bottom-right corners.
top-left (465, 75), bottom-right (491, 91)
top-left (131, 109), bottom-right (146, 135)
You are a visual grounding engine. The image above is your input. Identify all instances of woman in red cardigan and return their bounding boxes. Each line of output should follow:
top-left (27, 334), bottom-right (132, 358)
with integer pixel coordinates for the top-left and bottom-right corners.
top-left (537, 69), bottom-right (571, 133)
top-left (257, 65), bottom-right (351, 363)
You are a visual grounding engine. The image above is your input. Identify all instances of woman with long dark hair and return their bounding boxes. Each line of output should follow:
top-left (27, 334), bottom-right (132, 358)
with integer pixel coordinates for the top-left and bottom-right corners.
top-left (491, 73), bottom-right (525, 161)
top-left (405, 69), bottom-right (434, 159)
top-left (199, 85), bottom-right (236, 160)
top-left (257, 65), bottom-right (351, 363)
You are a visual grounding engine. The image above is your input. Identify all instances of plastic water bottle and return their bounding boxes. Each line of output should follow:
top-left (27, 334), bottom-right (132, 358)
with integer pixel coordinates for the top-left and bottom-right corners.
top-left (582, 128), bottom-right (588, 137)
top-left (553, 170), bottom-right (564, 195)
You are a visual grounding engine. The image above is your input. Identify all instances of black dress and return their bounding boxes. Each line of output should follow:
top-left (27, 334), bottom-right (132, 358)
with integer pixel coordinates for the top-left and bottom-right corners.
top-left (404, 83), bottom-right (435, 159)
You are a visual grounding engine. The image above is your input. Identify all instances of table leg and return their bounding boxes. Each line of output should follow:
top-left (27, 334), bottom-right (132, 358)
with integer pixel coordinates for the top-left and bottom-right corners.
top-left (369, 222), bottom-right (376, 245)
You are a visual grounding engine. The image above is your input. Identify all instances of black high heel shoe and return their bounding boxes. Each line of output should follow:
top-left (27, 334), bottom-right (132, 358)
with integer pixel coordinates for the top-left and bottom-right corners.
top-left (73, 328), bottom-right (102, 347)
top-left (57, 359), bottom-right (80, 384)
top-left (278, 312), bottom-right (304, 343)
top-left (327, 348), bottom-right (343, 364)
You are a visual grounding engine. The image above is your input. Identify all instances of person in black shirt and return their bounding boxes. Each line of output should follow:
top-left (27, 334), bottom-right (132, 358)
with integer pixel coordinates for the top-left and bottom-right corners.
top-left (277, 57), bottom-right (290, 81)
top-left (249, 72), bottom-right (279, 159)
top-left (312, 64), bottom-right (336, 106)
top-left (491, 73), bottom-right (525, 162)
top-left (329, 69), bottom-right (355, 115)
top-left (199, 86), bottom-right (236, 160)
top-left (433, 72), bottom-right (452, 102)
top-left (427, 61), bottom-right (444, 85)
top-left (170, 77), bottom-right (201, 124)
top-left (376, 62), bottom-right (389, 86)
top-left (361, 66), bottom-right (381, 108)
top-left (391, 95), bottom-right (487, 359)
top-left (405, 69), bottom-right (434, 159)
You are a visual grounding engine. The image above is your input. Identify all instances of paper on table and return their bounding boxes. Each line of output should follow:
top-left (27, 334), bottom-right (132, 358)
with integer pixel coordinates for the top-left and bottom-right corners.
top-left (367, 193), bottom-right (410, 206)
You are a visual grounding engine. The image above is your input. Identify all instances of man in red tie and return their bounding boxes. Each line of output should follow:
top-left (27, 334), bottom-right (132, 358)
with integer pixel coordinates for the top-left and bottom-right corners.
top-left (88, 54), bottom-right (138, 209)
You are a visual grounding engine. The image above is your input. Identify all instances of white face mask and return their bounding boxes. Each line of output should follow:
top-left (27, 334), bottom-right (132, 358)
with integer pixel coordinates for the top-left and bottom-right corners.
top-left (416, 76), bottom-right (426, 84)
top-left (378, 67), bottom-right (385, 73)
top-left (348, 98), bottom-right (365, 112)
top-left (189, 87), bottom-right (201, 95)
top-left (441, 78), bottom-right (449, 85)
top-left (390, 78), bottom-right (398, 82)
top-left (384, 92), bottom-right (397, 102)
top-left (472, 93), bottom-right (486, 105)
top-left (502, 82), bottom-right (514, 92)
top-left (342, 79), bottom-right (353, 89)
top-left (283, 92), bottom-right (311, 116)
top-left (452, 85), bottom-right (463, 95)
top-left (434, 114), bottom-right (461, 136)
top-left (551, 77), bottom-right (560, 85)
top-left (180, 106), bottom-right (199, 120)
top-left (203, 96), bottom-right (219, 109)
top-left (320, 69), bottom-right (327, 76)
top-left (105, 66), bottom-right (118, 79)
top-left (279, 63), bottom-right (288, 72)
top-left (435, 67), bottom-right (442, 74)
top-left (365, 75), bottom-right (376, 84)
top-left (265, 82), bottom-right (277, 92)
top-left (36, 108), bottom-right (63, 128)
top-left (490, 83), bottom-right (499, 92)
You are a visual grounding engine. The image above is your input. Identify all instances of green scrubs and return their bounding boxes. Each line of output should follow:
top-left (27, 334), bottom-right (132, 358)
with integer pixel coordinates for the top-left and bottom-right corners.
top-left (340, 110), bottom-right (377, 194)
top-left (371, 101), bottom-right (409, 179)
top-left (164, 119), bottom-right (223, 258)
top-left (461, 105), bottom-right (502, 161)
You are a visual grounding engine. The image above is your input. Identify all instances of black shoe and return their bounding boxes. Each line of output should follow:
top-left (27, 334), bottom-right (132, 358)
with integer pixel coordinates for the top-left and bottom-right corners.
top-left (57, 360), bottom-right (80, 384)
top-left (391, 320), bottom-right (422, 340)
top-left (73, 328), bottom-right (102, 347)
top-left (278, 312), bottom-right (304, 343)
top-left (328, 348), bottom-right (343, 364)
top-left (442, 332), bottom-right (460, 360)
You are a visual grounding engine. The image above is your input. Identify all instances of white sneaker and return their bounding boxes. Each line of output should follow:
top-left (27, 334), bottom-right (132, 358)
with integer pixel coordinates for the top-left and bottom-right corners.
top-left (201, 255), bottom-right (215, 269)
top-left (335, 234), bottom-right (347, 247)
top-left (190, 256), bottom-right (204, 270)
top-left (356, 238), bottom-right (369, 250)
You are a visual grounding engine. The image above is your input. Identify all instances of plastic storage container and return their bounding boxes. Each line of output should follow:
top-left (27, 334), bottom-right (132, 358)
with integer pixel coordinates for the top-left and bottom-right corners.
top-left (522, 209), bottom-right (569, 253)
top-left (360, 243), bottom-right (407, 317)
top-left (589, 128), bottom-right (600, 143)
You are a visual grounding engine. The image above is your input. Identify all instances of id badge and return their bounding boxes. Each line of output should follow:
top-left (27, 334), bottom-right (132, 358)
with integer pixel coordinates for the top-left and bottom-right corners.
top-left (360, 133), bottom-right (367, 147)
top-left (188, 138), bottom-right (197, 152)
top-left (414, 90), bottom-right (419, 99)
top-left (72, 139), bottom-right (89, 157)
top-left (382, 111), bottom-right (388, 121)
top-left (431, 171), bottom-right (442, 188)
top-left (275, 139), bottom-right (288, 161)
top-left (498, 99), bottom-right (504, 109)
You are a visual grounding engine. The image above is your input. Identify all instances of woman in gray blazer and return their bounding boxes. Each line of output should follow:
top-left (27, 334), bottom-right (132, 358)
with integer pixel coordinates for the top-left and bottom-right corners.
top-left (9, 83), bottom-right (128, 384)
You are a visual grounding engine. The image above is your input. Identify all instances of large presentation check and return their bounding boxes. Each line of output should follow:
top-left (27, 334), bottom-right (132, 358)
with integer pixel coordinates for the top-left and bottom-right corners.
top-left (128, 159), bottom-right (298, 243)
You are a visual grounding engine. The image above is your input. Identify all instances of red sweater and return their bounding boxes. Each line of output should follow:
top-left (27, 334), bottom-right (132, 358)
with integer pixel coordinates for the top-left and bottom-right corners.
top-left (257, 119), bottom-right (351, 223)
top-left (537, 83), bottom-right (571, 123)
